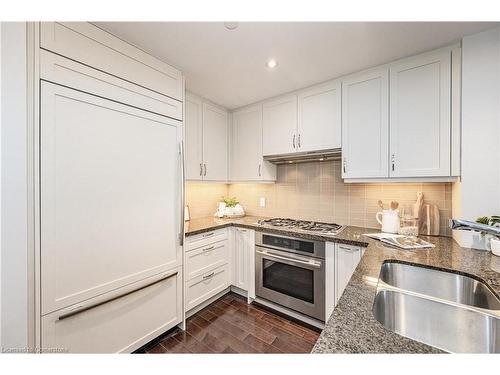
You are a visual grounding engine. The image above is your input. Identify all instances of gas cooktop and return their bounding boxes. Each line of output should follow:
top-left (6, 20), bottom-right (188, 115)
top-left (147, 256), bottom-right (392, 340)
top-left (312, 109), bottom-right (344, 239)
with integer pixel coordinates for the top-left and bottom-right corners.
top-left (256, 218), bottom-right (345, 236)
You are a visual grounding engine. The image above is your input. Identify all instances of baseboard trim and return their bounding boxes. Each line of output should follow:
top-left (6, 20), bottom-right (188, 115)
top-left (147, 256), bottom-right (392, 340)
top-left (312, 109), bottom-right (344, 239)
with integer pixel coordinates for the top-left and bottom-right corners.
top-left (229, 285), bottom-right (247, 298)
top-left (253, 297), bottom-right (324, 331)
top-left (185, 287), bottom-right (231, 319)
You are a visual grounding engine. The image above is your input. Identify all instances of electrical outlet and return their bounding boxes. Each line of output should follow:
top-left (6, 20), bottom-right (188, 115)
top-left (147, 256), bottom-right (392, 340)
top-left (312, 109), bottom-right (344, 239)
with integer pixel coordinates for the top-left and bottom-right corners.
top-left (259, 197), bottom-right (266, 208)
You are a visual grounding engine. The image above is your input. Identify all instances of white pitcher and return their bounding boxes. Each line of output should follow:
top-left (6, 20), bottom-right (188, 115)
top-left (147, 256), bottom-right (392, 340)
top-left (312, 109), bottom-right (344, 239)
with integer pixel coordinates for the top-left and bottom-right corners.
top-left (376, 210), bottom-right (400, 234)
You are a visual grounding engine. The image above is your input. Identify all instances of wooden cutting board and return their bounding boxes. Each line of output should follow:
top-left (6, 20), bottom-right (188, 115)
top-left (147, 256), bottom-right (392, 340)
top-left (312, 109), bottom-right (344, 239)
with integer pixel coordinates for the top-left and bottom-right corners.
top-left (419, 204), bottom-right (440, 236)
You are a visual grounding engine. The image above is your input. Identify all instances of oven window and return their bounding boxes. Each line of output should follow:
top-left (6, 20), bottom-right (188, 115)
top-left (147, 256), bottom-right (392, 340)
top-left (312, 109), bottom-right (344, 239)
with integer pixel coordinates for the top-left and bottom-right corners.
top-left (262, 259), bottom-right (314, 304)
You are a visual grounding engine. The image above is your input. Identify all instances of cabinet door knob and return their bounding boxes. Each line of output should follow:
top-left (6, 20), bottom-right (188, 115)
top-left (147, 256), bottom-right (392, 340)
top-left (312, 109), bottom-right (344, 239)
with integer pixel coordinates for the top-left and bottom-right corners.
top-left (203, 163), bottom-right (207, 176)
top-left (199, 163), bottom-right (203, 176)
top-left (258, 164), bottom-right (262, 177)
top-left (343, 157), bottom-right (347, 173)
top-left (298, 134), bottom-right (301, 148)
top-left (292, 134), bottom-right (296, 149)
top-left (391, 154), bottom-right (395, 172)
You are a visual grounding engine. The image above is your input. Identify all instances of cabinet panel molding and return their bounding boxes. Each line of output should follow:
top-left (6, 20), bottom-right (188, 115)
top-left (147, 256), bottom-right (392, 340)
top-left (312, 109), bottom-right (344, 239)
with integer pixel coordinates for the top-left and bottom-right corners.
top-left (41, 22), bottom-right (183, 101)
top-left (389, 48), bottom-right (451, 177)
top-left (298, 80), bottom-right (341, 152)
top-left (342, 68), bottom-right (390, 178)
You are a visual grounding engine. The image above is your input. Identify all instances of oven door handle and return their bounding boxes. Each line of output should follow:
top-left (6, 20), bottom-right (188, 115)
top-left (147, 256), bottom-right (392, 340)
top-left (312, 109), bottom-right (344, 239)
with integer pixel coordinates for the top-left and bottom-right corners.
top-left (256, 250), bottom-right (322, 268)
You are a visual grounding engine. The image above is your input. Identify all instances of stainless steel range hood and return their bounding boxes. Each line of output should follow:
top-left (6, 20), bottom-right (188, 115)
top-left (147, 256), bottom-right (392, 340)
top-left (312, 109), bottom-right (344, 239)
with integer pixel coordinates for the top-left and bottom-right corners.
top-left (263, 148), bottom-right (341, 164)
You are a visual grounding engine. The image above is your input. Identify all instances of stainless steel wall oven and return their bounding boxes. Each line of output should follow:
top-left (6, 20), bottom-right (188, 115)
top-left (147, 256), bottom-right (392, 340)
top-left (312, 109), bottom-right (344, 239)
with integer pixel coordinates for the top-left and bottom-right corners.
top-left (255, 232), bottom-right (325, 321)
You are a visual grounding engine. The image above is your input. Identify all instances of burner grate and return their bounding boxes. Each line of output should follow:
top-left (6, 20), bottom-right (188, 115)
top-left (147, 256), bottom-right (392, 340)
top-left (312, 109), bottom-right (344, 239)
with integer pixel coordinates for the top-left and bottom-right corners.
top-left (258, 218), bottom-right (344, 235)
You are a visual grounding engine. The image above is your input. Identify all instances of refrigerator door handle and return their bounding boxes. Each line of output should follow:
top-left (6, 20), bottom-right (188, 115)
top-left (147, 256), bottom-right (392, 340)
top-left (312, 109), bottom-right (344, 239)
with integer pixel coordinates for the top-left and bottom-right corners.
top-left (57, 270), bottom-right (179, 321)
top-left (179, 141), bottom-right (185, 246)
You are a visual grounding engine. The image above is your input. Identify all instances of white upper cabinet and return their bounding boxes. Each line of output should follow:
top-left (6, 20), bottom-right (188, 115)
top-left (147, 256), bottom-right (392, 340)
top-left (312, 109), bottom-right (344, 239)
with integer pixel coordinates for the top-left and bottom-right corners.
top-left (231, 105), bottom-right (276, 181)
top-left (297, 80), bottom-right (341, 152)
top-left (202, 103), bottom-right (228, 181)
top-left (389, 49), bottom-right (451, 177)
top-left (342, 68), bottom-right (389, 178)
top-left (40, 22), bottom-right (183, 101)
top-left (187, 44), bottom-right (459, 183)
top-left (262, 95), bottom-right (298, 156)
top-left (261, 82), bottom-right (341, 157)
top-left (185, 94), bottom-right (203, 180)
top-left (184, 93), bottom-right (229, 181)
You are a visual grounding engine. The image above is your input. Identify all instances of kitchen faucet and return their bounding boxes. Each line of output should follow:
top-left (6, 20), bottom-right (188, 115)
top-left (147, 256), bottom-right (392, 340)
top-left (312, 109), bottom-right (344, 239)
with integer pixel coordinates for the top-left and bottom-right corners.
top-left (449, 218), bottom-right (500, 236)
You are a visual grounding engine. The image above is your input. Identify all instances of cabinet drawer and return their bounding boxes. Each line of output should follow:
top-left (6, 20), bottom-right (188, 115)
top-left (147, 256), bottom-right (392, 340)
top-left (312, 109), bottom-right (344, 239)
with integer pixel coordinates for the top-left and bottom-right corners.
top-left (185, 240), bottom-right (228, 281)
top-left (185, 229), bottom-right (228, 251)
top-left (41, 268), bottom-right (182, 353)
top-left (185, 264), bottom-right (229, 312)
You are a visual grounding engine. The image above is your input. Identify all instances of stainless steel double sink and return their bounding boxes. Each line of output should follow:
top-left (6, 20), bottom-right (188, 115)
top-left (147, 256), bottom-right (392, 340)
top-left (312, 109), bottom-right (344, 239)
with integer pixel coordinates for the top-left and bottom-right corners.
top-left (372, 261), bottom-right (500, 353)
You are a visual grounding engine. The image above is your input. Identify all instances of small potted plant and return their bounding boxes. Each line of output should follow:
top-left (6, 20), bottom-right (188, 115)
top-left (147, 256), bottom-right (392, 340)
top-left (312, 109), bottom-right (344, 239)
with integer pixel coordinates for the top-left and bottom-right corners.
top-left (221, 196), bottom-right (238, 216)
top-left (217, 197), bottom-right (245, 218)
top-left (476, 215), bottom-right (500, 256)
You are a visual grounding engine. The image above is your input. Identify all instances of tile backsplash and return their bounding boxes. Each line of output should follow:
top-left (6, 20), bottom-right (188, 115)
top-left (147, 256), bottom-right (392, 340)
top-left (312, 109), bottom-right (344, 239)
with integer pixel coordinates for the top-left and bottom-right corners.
top-left (186, 160), bottom-right (452, 236)
top-left (185, 182), bottom-right (228, 219)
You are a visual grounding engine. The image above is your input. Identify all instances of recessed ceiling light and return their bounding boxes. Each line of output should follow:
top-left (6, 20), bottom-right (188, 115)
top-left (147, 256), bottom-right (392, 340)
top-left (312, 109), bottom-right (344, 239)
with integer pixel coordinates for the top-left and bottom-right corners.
top-left (224, 22), bottom-right (239, 30)
top-left (266, 59), bottom-right (277, 69)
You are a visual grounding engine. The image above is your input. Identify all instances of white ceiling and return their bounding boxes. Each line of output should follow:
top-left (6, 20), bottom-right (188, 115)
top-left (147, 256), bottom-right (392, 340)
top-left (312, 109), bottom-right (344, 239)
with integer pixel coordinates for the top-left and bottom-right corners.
top-left (96, 22), bottom-right (498, 109)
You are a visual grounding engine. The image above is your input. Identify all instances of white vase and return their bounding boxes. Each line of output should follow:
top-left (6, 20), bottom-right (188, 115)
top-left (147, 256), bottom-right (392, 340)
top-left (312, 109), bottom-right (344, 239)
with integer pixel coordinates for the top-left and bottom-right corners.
top-left (217, 202), bottom-right (226, 218)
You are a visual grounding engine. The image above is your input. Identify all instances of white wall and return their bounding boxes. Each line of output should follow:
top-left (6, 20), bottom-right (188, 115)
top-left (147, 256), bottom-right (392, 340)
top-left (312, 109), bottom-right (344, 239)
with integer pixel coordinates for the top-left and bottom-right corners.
top-left (0, 22), bottom-right (29, 351)
top-left (452, 26), bottom-right (500, 250)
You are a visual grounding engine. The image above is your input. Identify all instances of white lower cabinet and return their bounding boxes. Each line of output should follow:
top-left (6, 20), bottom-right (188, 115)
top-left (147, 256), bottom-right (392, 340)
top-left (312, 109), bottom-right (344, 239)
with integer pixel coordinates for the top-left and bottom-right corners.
top-left (185, 264), bottom-right (230, 311)
top-left (335, 244), bottom-right (364, 304)
top-left (231, 228), bottom-right (254, 292)
top-left (41, 268), bottom-right (182, 353)
top-left (183, 230), bottom-right (367, 323)
top-left (184, 229), bottom-right (230, 313)
top-left (185, 240), bottom-right (228, 281)
top-left (183, 227), bottom-right (255, 313)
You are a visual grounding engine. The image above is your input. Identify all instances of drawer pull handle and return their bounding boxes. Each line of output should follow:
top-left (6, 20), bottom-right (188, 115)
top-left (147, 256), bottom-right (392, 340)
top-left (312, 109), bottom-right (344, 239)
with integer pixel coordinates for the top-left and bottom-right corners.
top-left (202, 232), bottom-right (214, 238)
top-left (203, 272), bottom-right (215, 280)
top-left (202, 246), bottom-right (215, 252)
top-left (57, 271), bottom-right (178, 321)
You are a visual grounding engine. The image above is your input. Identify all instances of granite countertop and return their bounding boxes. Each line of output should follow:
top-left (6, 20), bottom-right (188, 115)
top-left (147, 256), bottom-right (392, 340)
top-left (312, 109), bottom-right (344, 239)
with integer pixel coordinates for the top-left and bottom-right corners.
top-left (185, 215), bottom-right (370, 245)
top-left (184, 215), bottom-right (500, 353)
top-left (312, 228), bottom-right (500, 353)
top-left (184, 215), bottom-right (268, 237)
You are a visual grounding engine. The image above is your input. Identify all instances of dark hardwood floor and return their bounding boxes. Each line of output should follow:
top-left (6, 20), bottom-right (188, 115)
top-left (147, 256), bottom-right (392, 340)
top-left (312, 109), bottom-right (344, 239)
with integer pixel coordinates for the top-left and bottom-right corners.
top-left (140, 293), bottom-right (320, 354)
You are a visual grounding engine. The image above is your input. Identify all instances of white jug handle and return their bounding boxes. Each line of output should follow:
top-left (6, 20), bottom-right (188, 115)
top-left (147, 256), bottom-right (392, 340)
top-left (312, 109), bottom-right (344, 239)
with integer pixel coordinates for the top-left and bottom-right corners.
top-left (376, 212), bottom-right (383, 225)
